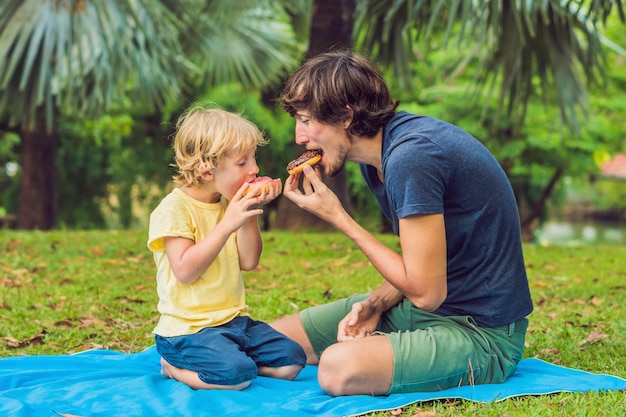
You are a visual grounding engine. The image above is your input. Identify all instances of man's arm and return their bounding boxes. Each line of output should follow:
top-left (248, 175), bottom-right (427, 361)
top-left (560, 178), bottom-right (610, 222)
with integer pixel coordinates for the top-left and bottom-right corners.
top-left (336, 212), bottom-right (447, 312)
top-left (284, 165), bottom-right (447, 312)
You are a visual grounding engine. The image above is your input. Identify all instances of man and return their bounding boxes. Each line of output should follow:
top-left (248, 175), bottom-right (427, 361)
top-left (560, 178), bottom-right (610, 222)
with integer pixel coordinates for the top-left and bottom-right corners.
top-left (272, 49), bottom-right (533, 396)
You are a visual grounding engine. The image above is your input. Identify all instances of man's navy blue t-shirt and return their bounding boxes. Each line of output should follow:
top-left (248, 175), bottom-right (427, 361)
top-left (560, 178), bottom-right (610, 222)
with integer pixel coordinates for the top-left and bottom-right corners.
top-left (360, 111), bottom-right (533, 327)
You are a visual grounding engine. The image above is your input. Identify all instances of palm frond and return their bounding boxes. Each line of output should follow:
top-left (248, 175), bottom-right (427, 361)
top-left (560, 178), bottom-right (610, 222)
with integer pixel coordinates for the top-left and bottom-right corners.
top-left (355, 0), bottom-right (626, 134)
top-left (0, 0), bottom-right (187, 131)
top-left (186, 0), bottom-right (303, 90)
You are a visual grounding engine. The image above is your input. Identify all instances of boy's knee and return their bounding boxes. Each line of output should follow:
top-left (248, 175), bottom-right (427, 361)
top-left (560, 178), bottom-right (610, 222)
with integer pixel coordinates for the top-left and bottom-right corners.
top-left (260, 363), bottom-right (304, 380)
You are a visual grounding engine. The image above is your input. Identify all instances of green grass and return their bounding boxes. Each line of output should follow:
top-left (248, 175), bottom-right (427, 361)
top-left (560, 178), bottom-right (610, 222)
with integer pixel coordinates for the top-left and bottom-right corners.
top-left (1, 230), bottom-right (625, 416)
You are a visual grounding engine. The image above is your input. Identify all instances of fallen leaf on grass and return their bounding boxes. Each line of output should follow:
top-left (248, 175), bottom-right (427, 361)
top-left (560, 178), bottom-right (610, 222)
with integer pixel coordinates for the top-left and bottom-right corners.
top-left (579, 330), bottom-right (609, 346)
top-left (2, 275), bottom-right (25, 287)
top-left (4, 331), bottom-right (47, 348)
top-left (125, 255), bottom-right (144, 263)
top-left (68, 343), bottom-right (104, 353)
top-left (411, 410), bottom-right (439, 416)
top-left (536, 348), bottom-right (561, 363)
top-left (589, 296), bottom-right (603, 306)
top-left (78, 317), bottom-right (105, 328)
top-left (118, 297), bottom-right (146, 305)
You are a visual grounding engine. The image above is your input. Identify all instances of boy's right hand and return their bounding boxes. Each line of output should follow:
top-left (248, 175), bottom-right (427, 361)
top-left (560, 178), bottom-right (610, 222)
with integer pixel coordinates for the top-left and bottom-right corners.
top-left (220, 177), bottom-right (282, 233)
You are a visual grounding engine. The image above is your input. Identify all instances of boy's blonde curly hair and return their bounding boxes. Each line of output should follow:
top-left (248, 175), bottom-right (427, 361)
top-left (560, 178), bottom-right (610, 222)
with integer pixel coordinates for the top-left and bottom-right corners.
top-left (172, 103), bottom-right (268, 186)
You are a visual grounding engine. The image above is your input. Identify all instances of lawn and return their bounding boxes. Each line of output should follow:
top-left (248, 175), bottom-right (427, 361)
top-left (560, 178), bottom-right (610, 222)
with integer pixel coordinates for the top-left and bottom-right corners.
top-left (1, 230), bottom-right (624, 416)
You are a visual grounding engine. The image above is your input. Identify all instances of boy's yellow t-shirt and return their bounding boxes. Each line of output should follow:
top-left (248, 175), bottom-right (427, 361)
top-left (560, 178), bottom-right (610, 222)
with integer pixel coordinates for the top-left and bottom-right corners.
top-left (147, 188), bottom-right (248, 337)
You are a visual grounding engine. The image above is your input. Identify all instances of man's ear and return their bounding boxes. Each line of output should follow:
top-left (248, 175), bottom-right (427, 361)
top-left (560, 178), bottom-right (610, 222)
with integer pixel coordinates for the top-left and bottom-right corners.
top-left (344, 105), bottom-right (354, 129)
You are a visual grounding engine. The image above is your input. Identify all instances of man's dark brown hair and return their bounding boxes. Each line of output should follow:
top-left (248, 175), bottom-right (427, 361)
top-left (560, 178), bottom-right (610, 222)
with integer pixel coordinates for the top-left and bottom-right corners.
top-left (280, 49), bottom-right (399, 138)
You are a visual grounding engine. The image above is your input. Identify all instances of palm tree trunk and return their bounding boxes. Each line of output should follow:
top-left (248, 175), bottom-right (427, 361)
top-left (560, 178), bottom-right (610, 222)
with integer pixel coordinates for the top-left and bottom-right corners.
top-left (274, 0), bottom-right (356, 231)
top-left (520, 167), bottom-right (565, 241)
top-left (17, 107), bottom-right (57, 230)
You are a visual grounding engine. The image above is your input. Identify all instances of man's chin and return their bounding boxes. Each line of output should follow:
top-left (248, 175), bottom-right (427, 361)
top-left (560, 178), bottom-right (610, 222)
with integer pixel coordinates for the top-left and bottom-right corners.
top-left (326, 164), bottom-right (345, 178)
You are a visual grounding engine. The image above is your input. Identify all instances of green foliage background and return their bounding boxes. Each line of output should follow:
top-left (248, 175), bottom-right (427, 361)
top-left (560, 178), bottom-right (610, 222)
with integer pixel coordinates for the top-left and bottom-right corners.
top-left (1, 11), bottom-right (625, 231)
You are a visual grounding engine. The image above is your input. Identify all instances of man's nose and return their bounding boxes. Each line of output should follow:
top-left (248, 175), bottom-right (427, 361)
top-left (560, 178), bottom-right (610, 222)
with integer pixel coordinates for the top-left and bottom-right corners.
top-left (295, 126), bottom-right (307, 145)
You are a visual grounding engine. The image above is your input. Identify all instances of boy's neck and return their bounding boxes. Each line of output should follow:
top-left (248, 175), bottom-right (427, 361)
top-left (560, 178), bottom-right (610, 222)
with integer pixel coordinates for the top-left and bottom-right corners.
top-left (180, 183), bottom-right (221, 204)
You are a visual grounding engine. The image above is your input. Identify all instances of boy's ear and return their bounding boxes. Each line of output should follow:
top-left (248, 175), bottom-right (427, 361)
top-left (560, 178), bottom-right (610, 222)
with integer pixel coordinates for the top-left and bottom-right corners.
top-left (200, 171), bottom-right (214, 181)
top-left (199, 163), bottom-right (214, 181)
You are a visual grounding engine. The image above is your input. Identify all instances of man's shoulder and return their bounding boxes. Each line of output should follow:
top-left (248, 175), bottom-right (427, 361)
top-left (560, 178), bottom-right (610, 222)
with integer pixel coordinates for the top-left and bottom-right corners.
top-left (386, 111), bottom-right (463, 142)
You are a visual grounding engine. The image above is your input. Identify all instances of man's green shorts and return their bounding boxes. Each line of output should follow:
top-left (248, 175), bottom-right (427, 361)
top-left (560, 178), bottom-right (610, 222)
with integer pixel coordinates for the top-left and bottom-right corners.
top-left (300, 294), bottom-right (528, 394)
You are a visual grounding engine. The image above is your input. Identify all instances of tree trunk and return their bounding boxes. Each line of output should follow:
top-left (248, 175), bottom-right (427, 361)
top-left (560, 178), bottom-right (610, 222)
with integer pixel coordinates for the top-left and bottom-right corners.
top-left (274, 0), bottom-right (356, 231)
top-left (519, 167), bottom-right (565, 241)
top-left (307, 0), bottom-right (355, 56)
top-left (17, 107), bottom-right (58, 230)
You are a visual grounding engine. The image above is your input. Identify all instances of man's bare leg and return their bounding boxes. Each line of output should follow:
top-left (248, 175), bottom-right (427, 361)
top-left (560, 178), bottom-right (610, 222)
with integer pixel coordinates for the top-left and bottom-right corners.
top-left (271, 313), bottom-right (320, 365)
top-left (317, 334), bottom-right (394, 396)
top-left (272, 314), bottom-right (394, 396)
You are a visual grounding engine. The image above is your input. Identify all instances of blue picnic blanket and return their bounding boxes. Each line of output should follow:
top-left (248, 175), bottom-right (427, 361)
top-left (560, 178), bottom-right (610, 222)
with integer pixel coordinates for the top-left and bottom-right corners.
top-left (1, 346), bottom-right (624, 417)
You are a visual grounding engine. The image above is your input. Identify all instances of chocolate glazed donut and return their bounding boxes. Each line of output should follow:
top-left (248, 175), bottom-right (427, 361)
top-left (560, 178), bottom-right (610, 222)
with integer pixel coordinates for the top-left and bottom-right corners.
top-left (286, 149), bottom-right (323, 175)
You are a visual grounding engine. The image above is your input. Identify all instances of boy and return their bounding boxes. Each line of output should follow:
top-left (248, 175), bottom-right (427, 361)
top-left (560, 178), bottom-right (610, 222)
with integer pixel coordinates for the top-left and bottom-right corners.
top-left (148, 104), bottom-right (306, 390)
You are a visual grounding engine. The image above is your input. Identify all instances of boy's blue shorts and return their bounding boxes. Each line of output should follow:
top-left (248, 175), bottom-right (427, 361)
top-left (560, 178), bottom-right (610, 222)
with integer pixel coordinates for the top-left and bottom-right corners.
top-left (155, 316), bottom-right (306, 386)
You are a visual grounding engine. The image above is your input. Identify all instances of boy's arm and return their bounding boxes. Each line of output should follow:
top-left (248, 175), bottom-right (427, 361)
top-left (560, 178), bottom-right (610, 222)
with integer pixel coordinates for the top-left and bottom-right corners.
top-left (163, 220), bottom-right (234, 285)
top-left (236, 217), bottom-right (263, 271)
top-left (164, 179), bottom-right (280, 283)
top-left (234, 178), bottom-right (281, 271)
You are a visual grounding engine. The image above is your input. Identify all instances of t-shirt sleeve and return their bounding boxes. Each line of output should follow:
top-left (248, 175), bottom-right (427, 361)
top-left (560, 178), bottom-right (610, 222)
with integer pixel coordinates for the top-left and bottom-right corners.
top-left (384, 139), bottom-right (449, 218)
top-left (147, 196), bottom-right (195, 252)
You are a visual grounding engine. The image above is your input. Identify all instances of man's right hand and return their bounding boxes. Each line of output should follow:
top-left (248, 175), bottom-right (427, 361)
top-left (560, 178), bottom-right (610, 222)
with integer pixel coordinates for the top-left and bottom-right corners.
top-left (283, 165), bottom-right (346, 226)
top-left (337, 300), bottom-right (382, 342)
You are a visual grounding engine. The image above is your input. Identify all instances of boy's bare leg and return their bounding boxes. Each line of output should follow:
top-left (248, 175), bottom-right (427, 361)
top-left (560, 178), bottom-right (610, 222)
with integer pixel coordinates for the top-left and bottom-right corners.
top-left (160, 357), bottom-right (251, 391)
top-left (258, 364), bottom-right (303, 380)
